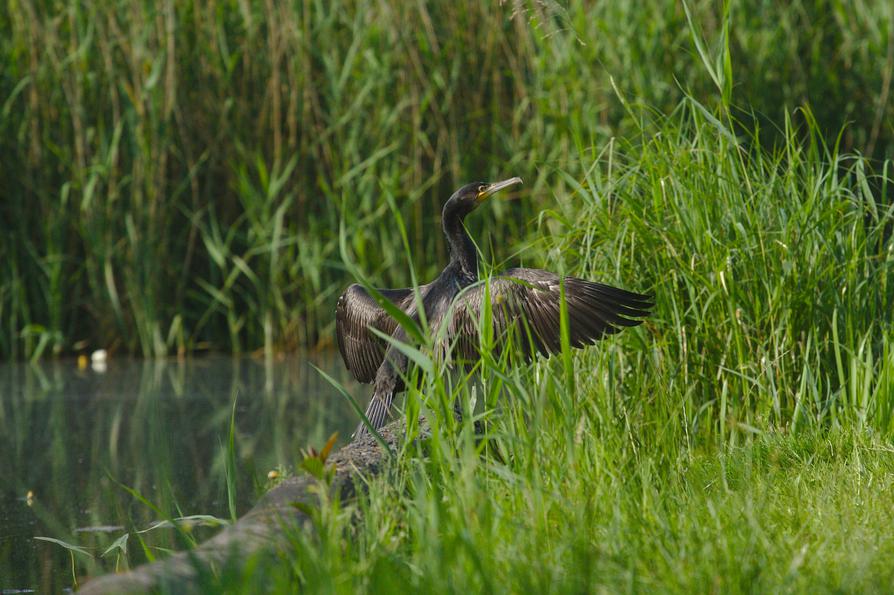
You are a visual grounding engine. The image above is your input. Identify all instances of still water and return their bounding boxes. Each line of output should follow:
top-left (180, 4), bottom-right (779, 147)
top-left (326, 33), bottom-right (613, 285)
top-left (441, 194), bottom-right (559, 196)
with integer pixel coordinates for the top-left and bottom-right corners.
top-left (0, 353), bottom-right (360, 592)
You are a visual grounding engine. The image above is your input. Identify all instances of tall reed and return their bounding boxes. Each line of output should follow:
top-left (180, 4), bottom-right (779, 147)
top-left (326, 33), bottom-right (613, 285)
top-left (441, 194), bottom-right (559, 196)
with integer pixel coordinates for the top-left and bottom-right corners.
top-left (1, 0), bottom-right (891, 359)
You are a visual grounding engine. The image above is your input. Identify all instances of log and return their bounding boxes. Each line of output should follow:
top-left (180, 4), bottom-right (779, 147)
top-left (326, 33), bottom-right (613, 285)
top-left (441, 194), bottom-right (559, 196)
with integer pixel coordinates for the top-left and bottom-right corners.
top-left (78, 418), bottom-right (419, 594)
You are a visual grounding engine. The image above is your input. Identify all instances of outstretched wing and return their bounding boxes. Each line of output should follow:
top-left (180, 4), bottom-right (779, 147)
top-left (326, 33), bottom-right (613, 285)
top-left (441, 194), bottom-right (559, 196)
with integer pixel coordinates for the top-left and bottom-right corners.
top-left (335, 284), bottom-right (414, 383)
top-left (449, 268), bottom-right (651, 360)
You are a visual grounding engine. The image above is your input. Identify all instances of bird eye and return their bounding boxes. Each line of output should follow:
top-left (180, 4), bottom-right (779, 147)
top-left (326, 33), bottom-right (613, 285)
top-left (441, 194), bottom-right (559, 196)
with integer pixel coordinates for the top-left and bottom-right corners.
top-left (477, 184), bottom-right (487, 193)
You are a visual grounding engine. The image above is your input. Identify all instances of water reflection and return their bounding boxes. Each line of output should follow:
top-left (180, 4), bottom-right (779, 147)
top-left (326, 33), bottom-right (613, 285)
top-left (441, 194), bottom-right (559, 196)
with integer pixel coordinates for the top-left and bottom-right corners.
top-left (0, 353), bottom-right (360, 592)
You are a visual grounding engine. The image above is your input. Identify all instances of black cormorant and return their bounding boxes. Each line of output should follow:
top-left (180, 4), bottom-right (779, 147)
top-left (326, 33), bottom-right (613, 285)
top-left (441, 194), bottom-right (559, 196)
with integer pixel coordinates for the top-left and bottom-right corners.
top-left (336, 178), bottom-right (651, 438)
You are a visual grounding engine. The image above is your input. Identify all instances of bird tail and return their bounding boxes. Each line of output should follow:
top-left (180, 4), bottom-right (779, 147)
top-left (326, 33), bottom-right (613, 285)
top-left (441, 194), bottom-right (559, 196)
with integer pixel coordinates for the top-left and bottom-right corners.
top-left (353, 390), bottom-right (394, 441)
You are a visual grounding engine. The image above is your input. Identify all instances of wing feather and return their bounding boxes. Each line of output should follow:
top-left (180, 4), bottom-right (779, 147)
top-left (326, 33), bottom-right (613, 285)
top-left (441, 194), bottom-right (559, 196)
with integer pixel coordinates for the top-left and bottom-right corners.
top-left (335, 284), bottom-right (414, 383)
top-left (450, 268), bottom-right (651, 360)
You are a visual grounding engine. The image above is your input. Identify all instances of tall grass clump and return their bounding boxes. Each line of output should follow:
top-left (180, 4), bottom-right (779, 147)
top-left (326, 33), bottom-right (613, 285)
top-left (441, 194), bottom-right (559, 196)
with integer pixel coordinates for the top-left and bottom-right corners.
top-left (1, 0), bottom-right (892, 359)
top-left (554, 102), bottom-right (894, 440)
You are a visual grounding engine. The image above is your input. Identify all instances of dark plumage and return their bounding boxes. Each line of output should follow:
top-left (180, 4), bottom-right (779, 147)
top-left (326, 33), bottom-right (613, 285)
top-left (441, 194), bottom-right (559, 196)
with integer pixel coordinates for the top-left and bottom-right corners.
top-left (336, 178), bottom-right (651, 438)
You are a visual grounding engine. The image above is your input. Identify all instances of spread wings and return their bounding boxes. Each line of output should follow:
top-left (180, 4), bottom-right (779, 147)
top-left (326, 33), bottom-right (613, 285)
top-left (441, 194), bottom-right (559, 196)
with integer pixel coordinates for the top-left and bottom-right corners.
top-left (449, 268), bottom-right (651, 360)
top-left (335, 284), bottom-right (415, 383)
top-left (335, 269), bottom-right (651, 382)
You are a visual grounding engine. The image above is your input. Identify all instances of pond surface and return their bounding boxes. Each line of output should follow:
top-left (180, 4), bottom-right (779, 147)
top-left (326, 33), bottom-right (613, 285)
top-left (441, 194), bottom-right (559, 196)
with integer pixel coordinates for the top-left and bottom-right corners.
top-left (0, 353), bottom-right (360, 592)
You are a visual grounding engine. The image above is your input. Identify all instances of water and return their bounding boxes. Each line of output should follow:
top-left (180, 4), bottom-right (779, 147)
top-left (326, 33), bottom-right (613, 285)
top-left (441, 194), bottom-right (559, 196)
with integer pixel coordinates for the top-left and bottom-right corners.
top-left (0, 353), bottom-right (360, 592)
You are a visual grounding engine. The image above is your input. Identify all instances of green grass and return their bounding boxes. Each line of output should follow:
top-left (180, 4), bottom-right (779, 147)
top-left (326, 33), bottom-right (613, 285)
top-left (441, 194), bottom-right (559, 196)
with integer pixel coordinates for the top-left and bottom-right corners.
top-left (249, 430), bottom-right (894, 594)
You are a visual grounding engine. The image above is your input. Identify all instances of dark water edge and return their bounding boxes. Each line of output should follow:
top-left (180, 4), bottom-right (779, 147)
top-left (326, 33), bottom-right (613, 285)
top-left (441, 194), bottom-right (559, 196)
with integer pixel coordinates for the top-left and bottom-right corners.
top-left (0, 353), bottom-right (360, 592)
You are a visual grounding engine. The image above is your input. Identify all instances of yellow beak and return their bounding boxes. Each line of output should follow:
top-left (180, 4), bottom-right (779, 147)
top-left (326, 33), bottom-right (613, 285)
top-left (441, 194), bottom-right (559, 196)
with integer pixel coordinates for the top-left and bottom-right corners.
top-left (476, 177), bottom-right (523, 202)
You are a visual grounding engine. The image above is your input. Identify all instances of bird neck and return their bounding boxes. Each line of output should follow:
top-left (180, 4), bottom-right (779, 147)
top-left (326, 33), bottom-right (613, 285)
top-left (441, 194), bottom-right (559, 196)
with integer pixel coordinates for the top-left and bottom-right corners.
top-left (443, 214), bottom-right (478, 280)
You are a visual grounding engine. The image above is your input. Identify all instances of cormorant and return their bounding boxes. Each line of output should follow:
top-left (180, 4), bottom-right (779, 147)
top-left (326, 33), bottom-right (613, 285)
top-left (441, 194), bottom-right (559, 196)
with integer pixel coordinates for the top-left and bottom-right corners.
top-left (336, 178), bottom-right (651, 438)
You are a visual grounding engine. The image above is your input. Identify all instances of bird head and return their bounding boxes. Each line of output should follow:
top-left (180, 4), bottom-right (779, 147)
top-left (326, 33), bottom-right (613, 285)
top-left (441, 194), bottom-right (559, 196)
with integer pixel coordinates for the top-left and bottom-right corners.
top-left (443, 177), bottom-right (523, 220)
